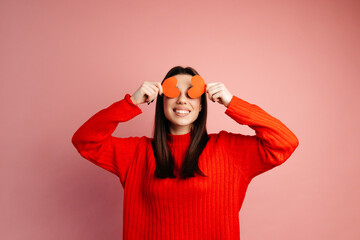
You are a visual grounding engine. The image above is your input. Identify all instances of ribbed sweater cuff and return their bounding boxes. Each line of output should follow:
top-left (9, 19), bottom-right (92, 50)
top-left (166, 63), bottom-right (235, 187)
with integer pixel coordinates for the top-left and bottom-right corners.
top-left (124, 93), bottom-right (138, 107)
top-left (224, 95), bottom-right (252, 122)
top-left (106, 93), bottom-right (143, 121)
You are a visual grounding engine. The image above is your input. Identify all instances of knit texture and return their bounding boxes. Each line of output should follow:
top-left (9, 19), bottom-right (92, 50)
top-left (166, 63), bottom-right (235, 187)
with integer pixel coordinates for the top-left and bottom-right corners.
top-left (71, 93), bottom-right (299, 240)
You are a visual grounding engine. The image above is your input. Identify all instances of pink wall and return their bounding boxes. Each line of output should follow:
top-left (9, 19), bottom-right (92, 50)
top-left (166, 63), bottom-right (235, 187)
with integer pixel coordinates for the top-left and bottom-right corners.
top-left (1, 0), bottom-right (359, 239)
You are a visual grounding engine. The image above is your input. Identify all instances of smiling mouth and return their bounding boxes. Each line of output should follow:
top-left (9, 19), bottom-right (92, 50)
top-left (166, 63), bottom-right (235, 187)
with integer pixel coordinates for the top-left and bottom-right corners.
top-left (174, 109), bottom-right (190, 116)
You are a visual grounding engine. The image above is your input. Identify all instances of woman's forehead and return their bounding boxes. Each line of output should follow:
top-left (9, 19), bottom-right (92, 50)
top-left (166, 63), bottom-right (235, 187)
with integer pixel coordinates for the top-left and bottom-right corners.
top-left (174, 74), bottom-right (192, 88)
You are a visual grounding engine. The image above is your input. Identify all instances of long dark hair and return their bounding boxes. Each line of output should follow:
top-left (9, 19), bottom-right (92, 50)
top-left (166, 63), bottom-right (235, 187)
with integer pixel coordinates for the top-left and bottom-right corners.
top-left (152, 66), bottom-right (209, 180)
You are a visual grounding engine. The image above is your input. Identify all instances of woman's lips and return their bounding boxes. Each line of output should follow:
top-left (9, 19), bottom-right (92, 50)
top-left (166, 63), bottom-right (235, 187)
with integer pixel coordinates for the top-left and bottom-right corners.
top-left (174, 109), bottom-right (190, 117)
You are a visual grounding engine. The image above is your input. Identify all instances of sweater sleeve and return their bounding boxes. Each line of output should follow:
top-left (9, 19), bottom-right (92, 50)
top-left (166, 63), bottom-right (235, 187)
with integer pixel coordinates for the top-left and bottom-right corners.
top-left (71, 93), bottom-right (146, 188)
top-left (221, 95), bottom-right (299, 182)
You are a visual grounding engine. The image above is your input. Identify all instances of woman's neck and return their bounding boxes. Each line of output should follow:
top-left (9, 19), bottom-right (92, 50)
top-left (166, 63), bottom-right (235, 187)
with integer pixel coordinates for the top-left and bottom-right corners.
top-left (166, 130), bottom-right (192, 146)
top-left (169, 125), bottom-right (193, 135)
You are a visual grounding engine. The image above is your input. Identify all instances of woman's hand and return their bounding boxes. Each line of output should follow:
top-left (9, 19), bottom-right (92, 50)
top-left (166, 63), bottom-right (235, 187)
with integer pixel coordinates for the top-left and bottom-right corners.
top-left (206, 82), bottom-right (233, 107)
top-left (130, 81), bottom-right (163, 105)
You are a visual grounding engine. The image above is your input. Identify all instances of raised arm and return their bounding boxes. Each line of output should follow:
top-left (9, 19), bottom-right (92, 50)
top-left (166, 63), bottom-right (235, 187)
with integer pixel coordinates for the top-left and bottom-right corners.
top-left (71, 93), bottom-right (145, 187)
top-left (221, 95), bottom-right (299, 181)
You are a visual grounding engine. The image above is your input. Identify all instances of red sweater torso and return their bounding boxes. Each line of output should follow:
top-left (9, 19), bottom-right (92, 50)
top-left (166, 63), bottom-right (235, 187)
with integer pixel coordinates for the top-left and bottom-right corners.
top-left (72, 93), bottom-right (299, 240)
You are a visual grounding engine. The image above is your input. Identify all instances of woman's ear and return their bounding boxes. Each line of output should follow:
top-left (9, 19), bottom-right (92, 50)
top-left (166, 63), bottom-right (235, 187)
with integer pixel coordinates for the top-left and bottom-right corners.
top-left (199, 105), bottom-right (202, 112)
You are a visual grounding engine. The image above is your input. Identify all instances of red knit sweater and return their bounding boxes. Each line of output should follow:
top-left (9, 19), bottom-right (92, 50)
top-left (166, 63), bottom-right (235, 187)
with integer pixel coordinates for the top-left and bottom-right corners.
top-left (71, 93), bottom-right (299, 240)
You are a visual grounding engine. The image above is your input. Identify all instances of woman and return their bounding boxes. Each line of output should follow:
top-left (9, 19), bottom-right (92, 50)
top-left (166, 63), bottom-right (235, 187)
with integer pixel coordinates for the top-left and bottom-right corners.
top-left (71, 66), bottom-right (299, 240)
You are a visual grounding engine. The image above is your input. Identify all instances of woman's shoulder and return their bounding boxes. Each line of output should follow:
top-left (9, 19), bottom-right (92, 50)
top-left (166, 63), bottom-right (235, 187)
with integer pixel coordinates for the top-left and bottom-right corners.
top-left (208, 130), bottom-right (249, 142)
top-left (207, 130), bottom-right (229, 142)
top-left (208, 130), bottom-right (238, 137)
top-left (113, 135), bottom-right (151, 145)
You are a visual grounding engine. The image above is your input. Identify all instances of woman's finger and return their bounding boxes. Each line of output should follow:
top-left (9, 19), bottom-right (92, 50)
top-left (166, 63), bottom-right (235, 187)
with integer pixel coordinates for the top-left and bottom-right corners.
top-left (147, 83), bottom-right (160, 96)
top-left (207, 87), bottom-right (223, 102)
top-left (142, 85), bottom-right (157, 102)
top-left (212, 92), bottom-right (223, 104)
top-left (207, 85), bottom-right (223, 96)
top-left (206, 82), bottom-right (221, 93)
top-left (154, 82), bottom-right (163, 95)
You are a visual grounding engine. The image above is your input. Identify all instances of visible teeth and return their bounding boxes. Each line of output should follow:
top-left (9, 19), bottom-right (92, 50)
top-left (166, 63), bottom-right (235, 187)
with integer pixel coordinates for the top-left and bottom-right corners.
top-left (175, 110), bottom-right (189, 114)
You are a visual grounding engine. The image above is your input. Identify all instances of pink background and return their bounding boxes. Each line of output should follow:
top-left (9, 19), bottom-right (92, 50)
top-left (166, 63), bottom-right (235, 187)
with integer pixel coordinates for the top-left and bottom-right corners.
top-left (1, 0), bottom-right (359, 239)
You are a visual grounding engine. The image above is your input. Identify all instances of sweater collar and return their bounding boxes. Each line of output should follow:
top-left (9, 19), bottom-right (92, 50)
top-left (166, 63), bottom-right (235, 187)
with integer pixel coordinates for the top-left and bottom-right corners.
top-left (166, 130), bottom-right (193, 146)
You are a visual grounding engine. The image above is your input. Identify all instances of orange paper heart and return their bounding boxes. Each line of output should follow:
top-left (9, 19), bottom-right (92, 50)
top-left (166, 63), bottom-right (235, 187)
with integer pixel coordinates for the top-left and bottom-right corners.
top-left (162, 76), bottom-right (180, 98)
top-left (162, 75), bottom-right (206, 99)
top-left (188, 75), bottom-right (206, 99)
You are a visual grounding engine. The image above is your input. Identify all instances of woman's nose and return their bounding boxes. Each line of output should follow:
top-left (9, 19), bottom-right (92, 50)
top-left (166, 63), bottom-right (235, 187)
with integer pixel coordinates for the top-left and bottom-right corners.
top-left (176, 91), bottom-right (189, 103)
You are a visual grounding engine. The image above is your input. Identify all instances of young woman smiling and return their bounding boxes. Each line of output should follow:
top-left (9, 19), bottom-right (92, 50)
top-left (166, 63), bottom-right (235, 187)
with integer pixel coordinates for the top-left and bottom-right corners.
top-left (72, 65), bottom-right (299, 240)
